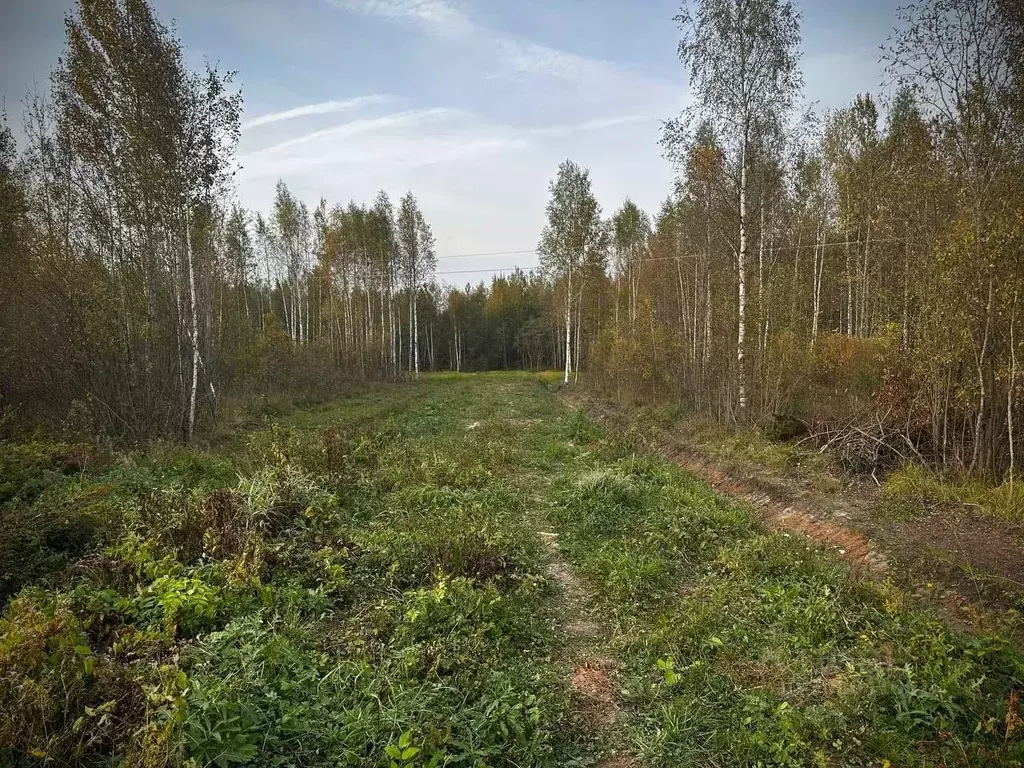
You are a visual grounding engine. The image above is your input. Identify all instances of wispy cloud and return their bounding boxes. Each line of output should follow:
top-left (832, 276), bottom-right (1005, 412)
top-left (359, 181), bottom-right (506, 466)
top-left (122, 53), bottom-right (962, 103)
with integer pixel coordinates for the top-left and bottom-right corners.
top-left (239, 107), bottom-right (524, 180)
top-left (236, 103), bottom-right (675, 269)
top-left (342, 0), bottom-right (473, 34)
top-left (530, 115), bottom-right (656, 138)
top-left (242, 108), bottom-right (658, 178)
top-left (331, 0), bottom-right (473, 36)
top-left (329, 0), bottom-right (670, 93)
top-left (241, 95), bottom-right (393, 130)
top-left (246, 107), bottom-right (469, 158)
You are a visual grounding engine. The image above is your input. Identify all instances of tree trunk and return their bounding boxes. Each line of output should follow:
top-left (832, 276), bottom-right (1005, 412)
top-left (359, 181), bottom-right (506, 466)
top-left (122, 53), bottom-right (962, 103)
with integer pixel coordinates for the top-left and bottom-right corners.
top-left (413, 289), bottom-right (420, 377)
top-left (845, 226), bottom-right (853, 336)
top-left (737, 136), bottom-right (748, 414)
top-left (185, 212), bottom-right (200, 441)
top-left (563, 271), bottom-right (573, 385)
top-left (860, 216), bottom-right (871, 337)
top-left (970, 277), bottom-right (995, 474)
top-left (811, 218), bottom-right (823, 344)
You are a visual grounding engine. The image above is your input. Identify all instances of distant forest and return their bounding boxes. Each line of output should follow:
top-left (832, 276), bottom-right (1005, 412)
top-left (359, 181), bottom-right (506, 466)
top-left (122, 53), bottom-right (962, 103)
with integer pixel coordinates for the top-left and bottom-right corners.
top-left (1, 0), bottom-right (1023, 479)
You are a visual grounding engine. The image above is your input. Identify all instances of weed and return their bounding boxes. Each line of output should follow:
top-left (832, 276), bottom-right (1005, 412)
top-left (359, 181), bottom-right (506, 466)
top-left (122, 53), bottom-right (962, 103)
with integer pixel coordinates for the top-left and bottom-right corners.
top-left (548, 404), bottom-right (1024, 766)
top-left (884, 463), bottom-right (1024, 520)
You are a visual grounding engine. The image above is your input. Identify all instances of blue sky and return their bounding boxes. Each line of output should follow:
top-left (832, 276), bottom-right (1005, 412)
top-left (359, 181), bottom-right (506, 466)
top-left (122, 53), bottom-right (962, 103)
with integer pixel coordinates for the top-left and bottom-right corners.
top-left (0, 0), bottom-right (901, 280)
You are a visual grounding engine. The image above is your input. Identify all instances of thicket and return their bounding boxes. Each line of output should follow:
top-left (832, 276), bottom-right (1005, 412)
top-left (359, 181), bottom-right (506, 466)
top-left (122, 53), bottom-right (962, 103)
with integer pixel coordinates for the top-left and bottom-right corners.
top-left (583, 0), bottom-right (1024, 484)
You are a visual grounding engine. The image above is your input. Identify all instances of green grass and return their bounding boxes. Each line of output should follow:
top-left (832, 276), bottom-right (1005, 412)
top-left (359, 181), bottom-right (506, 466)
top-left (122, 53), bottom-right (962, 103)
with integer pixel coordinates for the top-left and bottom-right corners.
top-left (1, 373), bottom-right (1022, 767)
top-left (883, 463), bottom-right (1024, 521)
top-left (547, 411), bottom-right (1024, 767)
top-left (681, 419), bottom-right (841, 492)
top-left (0, 374), bottom-right (591, 767)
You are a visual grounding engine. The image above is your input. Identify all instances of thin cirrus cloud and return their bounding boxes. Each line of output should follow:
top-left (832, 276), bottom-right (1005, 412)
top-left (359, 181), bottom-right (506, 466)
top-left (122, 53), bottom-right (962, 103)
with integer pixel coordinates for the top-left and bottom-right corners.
top-left (238, 107), bottom-right (658, 181)
top-left (234, 102), bottom-right (672, 268)
top-left (529, 115), bottom-right (656, 138)
top-left (244, 107), bottom-right (467, 159)
top-left (329, 0), bottom-right (676, 99)
top-left (241, 95), bottom-right (395, 130)
top-left (238, 107), bottom-right (516, 182)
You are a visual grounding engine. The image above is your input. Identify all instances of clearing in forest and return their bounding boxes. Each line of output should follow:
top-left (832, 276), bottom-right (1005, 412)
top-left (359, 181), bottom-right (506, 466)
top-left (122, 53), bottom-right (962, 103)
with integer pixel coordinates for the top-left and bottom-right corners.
top-left (2, 372), bottom-right (1023, 766)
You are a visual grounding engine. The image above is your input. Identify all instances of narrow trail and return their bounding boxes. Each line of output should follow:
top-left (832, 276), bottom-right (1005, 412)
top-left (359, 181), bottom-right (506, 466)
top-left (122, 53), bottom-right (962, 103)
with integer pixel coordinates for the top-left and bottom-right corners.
top-left (532, 511), bottom-right (638, 768)
top-left (474, 380), bottom-right (639, 764)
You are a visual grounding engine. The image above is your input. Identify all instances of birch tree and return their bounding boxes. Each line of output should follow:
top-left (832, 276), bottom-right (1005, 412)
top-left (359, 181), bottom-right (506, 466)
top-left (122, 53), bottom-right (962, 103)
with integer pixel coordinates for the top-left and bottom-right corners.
top-left (611, 199), bottom-right (651, 331)
top-left (668, 0), bottom-right (802, 415)
top-left (397, 192), bottom-right (435, 377)
top-left (46, 0), bottom-right (240, 439)
top-left (538, 160), bottom-right (605, 385)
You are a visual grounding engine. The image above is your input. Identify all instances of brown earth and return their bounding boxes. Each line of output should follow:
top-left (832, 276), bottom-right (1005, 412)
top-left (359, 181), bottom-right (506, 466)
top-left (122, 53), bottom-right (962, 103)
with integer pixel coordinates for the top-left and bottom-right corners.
top-left (661, 443), bottom-right (888, 575)
top-left (569, 660), bottom-right (619, 726)
top-left (535, 526), bottom-right (634, 760)
top-left (598, 754), bottom-right (640, 768)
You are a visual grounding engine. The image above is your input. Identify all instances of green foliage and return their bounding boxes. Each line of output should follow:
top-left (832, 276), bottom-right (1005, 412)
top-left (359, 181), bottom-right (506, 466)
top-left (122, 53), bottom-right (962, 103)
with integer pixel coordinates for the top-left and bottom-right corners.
top-left (0, 374), bottom-right (588, 767)
top-left (564, 408), bottom-right (605, 444)
top-left (550, 412), bottom-right (1024, 766)
top-left (0, 441), bottom-right (117, 601)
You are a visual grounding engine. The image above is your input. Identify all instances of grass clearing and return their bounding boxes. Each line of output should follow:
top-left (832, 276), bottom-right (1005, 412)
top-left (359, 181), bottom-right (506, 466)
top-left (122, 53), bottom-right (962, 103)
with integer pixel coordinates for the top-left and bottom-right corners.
top-left (548, 406), bottom-right (1024, 767)
top-left (1, 373), bottom-right (1022, 766)
top-left (0, 374), bottom-right (592, 766)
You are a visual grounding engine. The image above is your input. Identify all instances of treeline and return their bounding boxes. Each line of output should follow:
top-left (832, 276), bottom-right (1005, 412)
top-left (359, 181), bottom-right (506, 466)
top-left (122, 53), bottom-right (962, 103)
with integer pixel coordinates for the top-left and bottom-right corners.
top-left (533, 0), bottom-right (1024, 480)
top-left (0, 0), bottom-right (539, 442)
top-left (3, 0), bottom-right (1024, 483)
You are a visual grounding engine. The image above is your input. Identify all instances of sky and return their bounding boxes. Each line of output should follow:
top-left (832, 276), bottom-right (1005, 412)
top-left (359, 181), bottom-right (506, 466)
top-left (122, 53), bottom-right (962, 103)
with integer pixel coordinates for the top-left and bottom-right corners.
top-left (0, 0), bottom-right (902, 282)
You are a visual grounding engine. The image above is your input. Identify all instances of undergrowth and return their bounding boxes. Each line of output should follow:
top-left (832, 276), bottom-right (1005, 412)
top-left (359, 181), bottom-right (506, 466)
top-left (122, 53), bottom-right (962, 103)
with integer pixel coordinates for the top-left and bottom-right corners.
top-left (883, 463), bottom-right (1024, 521)
top-left (0, 374), bottom-right (588, 767)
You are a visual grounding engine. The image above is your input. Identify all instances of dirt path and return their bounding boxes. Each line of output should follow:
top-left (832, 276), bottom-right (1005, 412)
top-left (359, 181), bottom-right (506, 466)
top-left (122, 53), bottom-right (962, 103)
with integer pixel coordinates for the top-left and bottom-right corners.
top-left (533, 522), bottom-right (637, 767)
top-left (660, 443), bottom-right (889, 575)
top-left (571, 394), bottom-right (888, 573)
top-left (571, 392), bottom-right (1024, 641)
top-left (475, 386), bottom-right (640, 765)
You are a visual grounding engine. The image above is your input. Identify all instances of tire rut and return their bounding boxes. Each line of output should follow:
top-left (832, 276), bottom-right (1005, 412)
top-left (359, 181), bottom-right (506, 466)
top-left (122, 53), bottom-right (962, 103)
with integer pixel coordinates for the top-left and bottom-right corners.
top-left (535, 526), bottom-right (638, 767)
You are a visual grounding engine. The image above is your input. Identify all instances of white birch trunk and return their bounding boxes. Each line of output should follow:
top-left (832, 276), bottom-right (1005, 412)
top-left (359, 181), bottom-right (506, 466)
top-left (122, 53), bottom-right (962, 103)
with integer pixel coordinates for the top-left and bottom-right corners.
top-left (737, 137), bottom-right (748, 413)
top-left (413, 288), bottom-right (419, 377)
top-left (185, 212), bottom-right (200, 441)
top-left (563, 270), bottom-right (573, 385)
top-left (811, 219), bottom-right (823, 344)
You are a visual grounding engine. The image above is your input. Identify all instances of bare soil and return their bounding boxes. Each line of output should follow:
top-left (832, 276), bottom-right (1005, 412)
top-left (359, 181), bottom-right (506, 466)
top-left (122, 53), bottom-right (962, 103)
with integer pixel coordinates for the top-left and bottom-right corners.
top-left (881, 504), bottom-right (1024, 605)
top-left (569, 661), bottom-right (619, 726)
top-left (661, 444), bottom-right (888, 575)
top-left (534, 526), bottom-right (634, 760)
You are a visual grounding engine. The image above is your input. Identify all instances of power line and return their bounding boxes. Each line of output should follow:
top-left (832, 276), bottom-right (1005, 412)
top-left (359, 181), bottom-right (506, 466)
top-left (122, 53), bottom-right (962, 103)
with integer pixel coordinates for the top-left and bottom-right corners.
top-left (430, 233), bottom-right (908, 278)
top-left (436, 265), bottom-right (540, 276)
top-left (436, 249), bottom-right (538, 261)
top-left (432, 236), bottom-right (907, 277)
